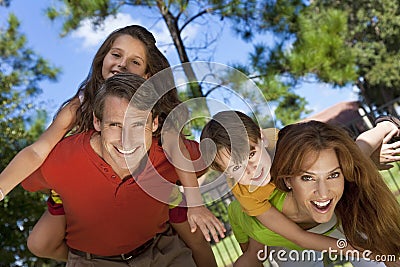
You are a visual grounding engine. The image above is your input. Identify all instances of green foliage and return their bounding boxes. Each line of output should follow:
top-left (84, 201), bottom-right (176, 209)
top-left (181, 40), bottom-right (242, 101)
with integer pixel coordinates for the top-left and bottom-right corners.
top-left (234, 0), bottom-right (400, 112)
top-left (0, 12), bottom-right (61, 266)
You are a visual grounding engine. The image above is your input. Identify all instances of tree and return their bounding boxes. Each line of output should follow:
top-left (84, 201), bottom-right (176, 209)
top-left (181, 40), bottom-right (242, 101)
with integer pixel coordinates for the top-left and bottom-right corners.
top-left (0, 12), bottom-right (61, 266)
top-left (232, 0), bottom-right (400, 117)
top-left (44, 0), bottom-right (307, 125)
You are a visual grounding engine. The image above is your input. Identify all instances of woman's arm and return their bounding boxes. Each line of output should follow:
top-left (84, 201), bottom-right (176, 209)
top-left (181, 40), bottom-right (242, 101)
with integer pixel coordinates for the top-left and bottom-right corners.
top-left (0, 98), bottom-right (79, 198)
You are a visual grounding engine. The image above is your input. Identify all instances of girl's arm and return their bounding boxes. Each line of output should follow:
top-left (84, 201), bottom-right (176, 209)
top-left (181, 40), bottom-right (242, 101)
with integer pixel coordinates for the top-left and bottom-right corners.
top-left (0, 98), bottom-right (79, 198)
top-left (162, 131), bottom-right (226, 242)
top-left (256, 206), bottom-right (355, 253)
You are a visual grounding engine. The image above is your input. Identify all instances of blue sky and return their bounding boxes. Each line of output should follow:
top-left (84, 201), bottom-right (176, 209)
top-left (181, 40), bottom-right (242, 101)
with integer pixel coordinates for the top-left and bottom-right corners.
top-left (1, 0), bottom-right (358, 121)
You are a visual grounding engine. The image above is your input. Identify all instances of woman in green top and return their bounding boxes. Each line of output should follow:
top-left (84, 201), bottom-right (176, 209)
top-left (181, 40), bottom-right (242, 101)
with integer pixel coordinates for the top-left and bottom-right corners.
top-left (228, 120), bottom-right (400, 266)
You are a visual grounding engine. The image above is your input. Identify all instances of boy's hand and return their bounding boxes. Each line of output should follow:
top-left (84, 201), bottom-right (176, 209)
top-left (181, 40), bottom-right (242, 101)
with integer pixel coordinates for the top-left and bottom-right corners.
top-left (187, 206), bottom-right (226, 242)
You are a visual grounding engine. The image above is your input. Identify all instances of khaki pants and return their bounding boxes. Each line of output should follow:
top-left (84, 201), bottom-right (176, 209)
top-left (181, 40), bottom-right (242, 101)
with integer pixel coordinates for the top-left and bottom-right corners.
top-left (66, 226), bottom-right (195, 267)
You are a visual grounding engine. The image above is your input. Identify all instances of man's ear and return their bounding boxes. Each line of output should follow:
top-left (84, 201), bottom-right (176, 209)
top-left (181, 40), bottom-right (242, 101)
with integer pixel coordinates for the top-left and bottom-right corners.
top-left (93, 112), bottom-right (101, 131)
top-left (151, 115), bottom-right (159, 133)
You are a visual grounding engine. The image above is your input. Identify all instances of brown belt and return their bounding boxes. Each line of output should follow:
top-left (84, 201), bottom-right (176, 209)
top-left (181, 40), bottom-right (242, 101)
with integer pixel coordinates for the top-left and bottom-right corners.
top-left (70, 237), bottom-right (155, 261)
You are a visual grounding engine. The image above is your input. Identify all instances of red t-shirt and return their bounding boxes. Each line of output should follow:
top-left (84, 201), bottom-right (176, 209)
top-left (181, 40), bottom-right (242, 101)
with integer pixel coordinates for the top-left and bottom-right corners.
top-left (22, 130), bottom-right (203, 256)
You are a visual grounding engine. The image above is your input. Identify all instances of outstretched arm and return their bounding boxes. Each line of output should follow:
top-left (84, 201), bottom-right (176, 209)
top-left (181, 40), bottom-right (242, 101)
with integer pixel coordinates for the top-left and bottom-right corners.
top-left (162, 131), bottom-right (226, 242)
top-left (0, 98), bottom-right (79, 198)
top-left (355, 118), bottom-right (400, 169)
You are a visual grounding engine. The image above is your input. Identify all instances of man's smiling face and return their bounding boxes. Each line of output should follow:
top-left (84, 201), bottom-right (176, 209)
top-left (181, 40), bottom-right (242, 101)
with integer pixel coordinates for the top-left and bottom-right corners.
top-left (94, 95), bottom-right (158, 177)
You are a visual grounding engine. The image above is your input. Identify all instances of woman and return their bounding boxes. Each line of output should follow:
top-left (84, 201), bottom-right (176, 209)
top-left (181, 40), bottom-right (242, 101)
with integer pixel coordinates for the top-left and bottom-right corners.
top-left (228, 120), bottom-right (400, 266)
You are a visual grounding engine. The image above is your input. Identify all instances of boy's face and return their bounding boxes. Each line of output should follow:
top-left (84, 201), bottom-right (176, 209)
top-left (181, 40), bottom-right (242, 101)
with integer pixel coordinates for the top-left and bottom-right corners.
top-left (216, 138), bottom-right (272, 187)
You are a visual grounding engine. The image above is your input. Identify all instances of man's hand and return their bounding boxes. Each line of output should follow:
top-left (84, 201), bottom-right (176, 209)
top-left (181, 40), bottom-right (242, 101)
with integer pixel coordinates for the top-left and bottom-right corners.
top-left (187, 206), bottom-right (226, 243)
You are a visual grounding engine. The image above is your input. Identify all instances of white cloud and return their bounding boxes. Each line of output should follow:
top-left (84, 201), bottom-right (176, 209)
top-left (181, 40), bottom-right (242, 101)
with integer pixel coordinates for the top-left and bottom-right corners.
top-left (71, 13), bottom-right (142, 49)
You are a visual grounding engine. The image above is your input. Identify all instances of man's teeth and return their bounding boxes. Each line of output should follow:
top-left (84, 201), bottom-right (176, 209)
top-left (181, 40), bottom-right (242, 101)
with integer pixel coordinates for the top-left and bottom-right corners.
top-left (312, 200), bottom-right (331, 208)
top-left (117, 147), bottom-right (137, 154)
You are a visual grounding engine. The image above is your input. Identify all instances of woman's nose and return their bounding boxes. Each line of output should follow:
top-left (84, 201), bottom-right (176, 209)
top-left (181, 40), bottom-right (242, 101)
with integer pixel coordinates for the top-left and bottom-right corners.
top-left (315, 180), bottom-right (329, 197)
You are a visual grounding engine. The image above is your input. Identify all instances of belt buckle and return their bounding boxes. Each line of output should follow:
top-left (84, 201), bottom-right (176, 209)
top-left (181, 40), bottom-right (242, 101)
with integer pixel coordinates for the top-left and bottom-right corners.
top-left (121, 254), bottom-right (133, 261)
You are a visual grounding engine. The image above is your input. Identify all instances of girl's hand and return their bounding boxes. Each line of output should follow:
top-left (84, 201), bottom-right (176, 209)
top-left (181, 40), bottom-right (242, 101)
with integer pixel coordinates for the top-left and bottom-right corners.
top-left (187, 206), bottom-right (226, 243)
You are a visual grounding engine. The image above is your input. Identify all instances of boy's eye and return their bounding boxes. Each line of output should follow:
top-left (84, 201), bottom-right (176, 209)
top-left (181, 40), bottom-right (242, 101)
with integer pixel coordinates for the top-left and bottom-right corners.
top-left (249, 151), bottom-right (256, 159)
top-left (232, 165), bottom-right (242, 172)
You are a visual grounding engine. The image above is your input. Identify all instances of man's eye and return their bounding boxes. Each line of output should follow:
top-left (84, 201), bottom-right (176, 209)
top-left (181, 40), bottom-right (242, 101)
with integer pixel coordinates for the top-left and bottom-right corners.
top-left (131, 122), bottom-right (144, 127)
top-left (110, 123), bottom-right (121, 128)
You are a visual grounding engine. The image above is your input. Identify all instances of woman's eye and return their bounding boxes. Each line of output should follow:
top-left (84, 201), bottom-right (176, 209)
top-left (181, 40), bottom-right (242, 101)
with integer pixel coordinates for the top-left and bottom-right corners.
top-left (112, 53), bottom-right (121, 58)
top-left (329, 172), bottom-right (340, 179)
top-left (300, 175), bottom-right (313, 181)
top-left (249, 151), bottom-right (256, 159)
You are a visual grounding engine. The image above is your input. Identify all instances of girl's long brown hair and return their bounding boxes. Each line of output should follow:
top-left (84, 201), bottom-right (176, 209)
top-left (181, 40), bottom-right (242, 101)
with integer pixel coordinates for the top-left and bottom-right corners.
top-left (271, 120), bottom-right (400, 255)
top-left (58, 25), bottom-right (184, 135)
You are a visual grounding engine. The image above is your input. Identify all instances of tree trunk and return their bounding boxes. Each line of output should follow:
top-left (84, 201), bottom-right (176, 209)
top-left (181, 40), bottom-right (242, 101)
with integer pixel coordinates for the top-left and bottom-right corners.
top-left (156, 0), bottom-right (203, 98)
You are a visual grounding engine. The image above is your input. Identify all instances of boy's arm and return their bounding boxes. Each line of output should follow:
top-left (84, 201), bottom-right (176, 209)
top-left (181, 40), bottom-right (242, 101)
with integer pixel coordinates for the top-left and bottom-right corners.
top-left (0, 98), bottom-right (79, 198)
top-left (355, 120), bottom-right (399, 157)
top-left (256, 206), bottom-right (355, 253)
top-left (162, 132), bottom-right (226, 242)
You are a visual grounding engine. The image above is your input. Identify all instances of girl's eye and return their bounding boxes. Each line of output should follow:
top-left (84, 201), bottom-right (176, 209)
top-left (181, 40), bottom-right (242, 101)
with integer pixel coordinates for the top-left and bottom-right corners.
top-left (131, 60), bottom-right (140, 66)
top-left (249, 151), bottom-right (256, 159)
top-left (300, 175), bottom-right (313, 181)
top-left (329, 172), bottom-right (340, 179)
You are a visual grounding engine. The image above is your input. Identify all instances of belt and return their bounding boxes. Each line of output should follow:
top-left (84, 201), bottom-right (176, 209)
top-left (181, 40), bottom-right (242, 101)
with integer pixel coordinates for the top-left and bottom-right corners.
top-left (70, 237), bottom-right (155, 261)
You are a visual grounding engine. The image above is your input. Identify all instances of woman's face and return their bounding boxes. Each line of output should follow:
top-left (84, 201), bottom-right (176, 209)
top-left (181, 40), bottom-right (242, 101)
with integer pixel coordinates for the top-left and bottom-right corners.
top-left (102, 35), bottom-right (149, 80)
top-left (285, 148), bottom-right (345, 224)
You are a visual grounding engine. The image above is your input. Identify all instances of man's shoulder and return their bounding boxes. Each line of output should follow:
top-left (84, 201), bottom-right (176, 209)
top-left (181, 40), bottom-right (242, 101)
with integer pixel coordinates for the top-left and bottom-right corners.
top-left (53, 131), bottom-right (90, 154)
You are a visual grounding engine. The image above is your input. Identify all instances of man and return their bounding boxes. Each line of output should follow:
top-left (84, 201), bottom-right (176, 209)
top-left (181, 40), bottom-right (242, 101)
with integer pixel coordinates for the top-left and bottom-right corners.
top-left (22, 73), bottom-right (197, 266)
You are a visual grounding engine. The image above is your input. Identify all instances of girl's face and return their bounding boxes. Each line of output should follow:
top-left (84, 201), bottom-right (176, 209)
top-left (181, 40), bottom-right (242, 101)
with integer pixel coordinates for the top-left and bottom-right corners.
top-left (285, 148), bottom-right (345, 224)
top-left (216, 138), bottom-right (272, 188)
top-left (102, 35), bottom-right (149, 80)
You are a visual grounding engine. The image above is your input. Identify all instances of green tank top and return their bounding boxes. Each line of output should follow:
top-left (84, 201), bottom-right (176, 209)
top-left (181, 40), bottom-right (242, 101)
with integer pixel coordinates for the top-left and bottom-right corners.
top-left (228, 189), bottom-right (338, 250)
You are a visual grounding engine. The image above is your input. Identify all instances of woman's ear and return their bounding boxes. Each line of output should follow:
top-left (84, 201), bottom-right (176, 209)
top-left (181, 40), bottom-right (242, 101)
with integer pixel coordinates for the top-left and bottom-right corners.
top-left (93, 112), bottom-right (101, 131)
top-left (284, 177), bottom-right (292, 190)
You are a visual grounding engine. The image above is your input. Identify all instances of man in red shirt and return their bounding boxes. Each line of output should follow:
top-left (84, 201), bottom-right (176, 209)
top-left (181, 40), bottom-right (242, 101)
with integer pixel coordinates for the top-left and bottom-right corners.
top-left (22, 73), bottom-right (197, 266)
